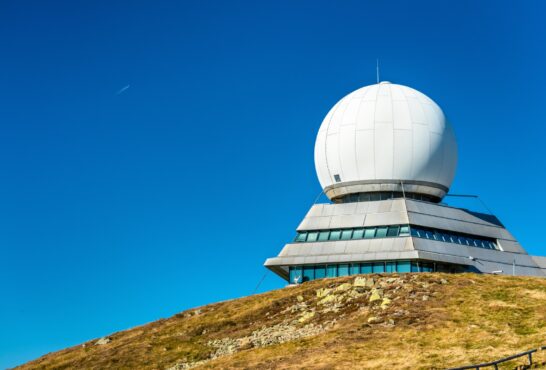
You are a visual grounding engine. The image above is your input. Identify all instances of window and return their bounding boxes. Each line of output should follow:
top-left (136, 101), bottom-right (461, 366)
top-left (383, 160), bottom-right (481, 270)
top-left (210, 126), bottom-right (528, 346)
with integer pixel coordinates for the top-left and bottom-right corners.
top-left (361, 263), bottom-right (372, 274)
top-left (318, 231), bottom-right (330, 241)
top-left (334, 174), bottom-right (341, 182)
top-left (352, 228), bottom-right (365, 239)
top-left (386, 261), bottom-right (396, 273)
top-left (411, 262), bottom-right (419, 272)
top-left (399, 225), bottom-right (410, 236)
top-left (376, 227), bottom-right (388, 238)
top-left (424, 230), bottom-right (434, 239)
top-left (327, 265), bottom-right (337, 278)
top-left (372, 262), bottom-right (385, 273)
top-left (387, 226), bottom-right (399, 237)
top-left (421, 263), bottom-right (434, 272)
top-left (410, 227), bottom-right (420, 237)
top-left (397, 261), bottom-right (411, 273)
top-left (338, 264), bottom-right (349, 276)
top-left (364, 228), bottom-right (376, 239)
top-left (303, 266), bottom-right (314, 282)
top-left (329, 230), bottom-right (341, 241)
top-left (289, 266), bottom-right (302, 284)
top-left (315, 266), bottom-right (326, 279)
top-left (341, 229), bottom-right (352, 240)
top-left (350, 264), bottom-right (360, 275)
top-left (295, 232), bottom-right (307, 242)
top-left (307, 232), bottom-right (318, 242)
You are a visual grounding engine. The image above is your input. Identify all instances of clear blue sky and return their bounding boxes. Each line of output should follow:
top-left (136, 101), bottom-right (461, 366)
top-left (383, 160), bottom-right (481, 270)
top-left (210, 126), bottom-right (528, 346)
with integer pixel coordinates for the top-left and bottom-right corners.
top-left (1, 0), bottom-right (545, 367)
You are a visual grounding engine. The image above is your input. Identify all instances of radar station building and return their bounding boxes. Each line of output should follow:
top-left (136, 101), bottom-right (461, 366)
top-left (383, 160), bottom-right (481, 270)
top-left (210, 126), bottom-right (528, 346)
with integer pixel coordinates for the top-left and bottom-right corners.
top-left (264, 82), bottom-right (546, 283)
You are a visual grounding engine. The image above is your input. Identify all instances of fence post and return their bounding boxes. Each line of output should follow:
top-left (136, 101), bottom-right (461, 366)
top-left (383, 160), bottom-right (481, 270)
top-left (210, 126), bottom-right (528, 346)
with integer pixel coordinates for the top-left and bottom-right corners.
top-left (528, 352), bottom-right (533, 365)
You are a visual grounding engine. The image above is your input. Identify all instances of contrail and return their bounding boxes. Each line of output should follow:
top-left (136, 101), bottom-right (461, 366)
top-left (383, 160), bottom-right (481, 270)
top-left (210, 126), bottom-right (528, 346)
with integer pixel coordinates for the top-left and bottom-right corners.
top-left (116, 84), bottom-right (130, 95)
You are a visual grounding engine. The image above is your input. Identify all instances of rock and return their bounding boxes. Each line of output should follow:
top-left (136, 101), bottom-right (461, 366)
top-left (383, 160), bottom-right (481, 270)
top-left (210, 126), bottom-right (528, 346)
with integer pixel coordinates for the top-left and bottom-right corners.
top-left (296, 295), bottom-right (304, 302)
top-left (386, 278), bottom-right (397, 283)
top-left (335, 283), bottom-right (352, 292)
top-left (369, 289), bottom-right (383, 302)
top-left (319, 294), bottom-right (337, 305)
top-left (380, 297), bottom-right (392, 309)
top-left (95, 337), bottom-right (111, 345)
top-left (365, 278), bottom-right (375, 288)
top-left (348, 289), bottom-right (363, 299)
top-left (353, 277), bottom-right (368, 287)
top-left (298, 311), bottom-right (315, 323)
top-left (440, 278), bottom-right (448, 284)
top-left (367, 316), bottom-right (382, 324)
top-left (422, 295), bottom-right (429, 301)
top-left (388, 319), bottom-right (395, 325)
top-left (316, 288), bottom-right (331, 298)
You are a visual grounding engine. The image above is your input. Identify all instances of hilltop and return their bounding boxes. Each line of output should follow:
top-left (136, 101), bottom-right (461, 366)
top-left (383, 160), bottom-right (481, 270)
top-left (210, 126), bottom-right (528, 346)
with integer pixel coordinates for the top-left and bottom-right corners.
top-left (17, 273), bottom-right (546, 369)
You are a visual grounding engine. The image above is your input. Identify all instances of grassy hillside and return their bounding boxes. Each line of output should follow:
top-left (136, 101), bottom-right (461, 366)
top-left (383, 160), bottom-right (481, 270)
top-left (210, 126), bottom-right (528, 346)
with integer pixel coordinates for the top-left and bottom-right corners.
top-left (17, 273), bottom-right (546, 370)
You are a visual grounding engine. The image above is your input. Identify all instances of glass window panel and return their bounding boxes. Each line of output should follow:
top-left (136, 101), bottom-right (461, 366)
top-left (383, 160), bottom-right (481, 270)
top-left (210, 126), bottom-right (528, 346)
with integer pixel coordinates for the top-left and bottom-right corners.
top-left (350, 264), bottom-right (360, 275)
top-left (341, 229), bottom-right (353, 240)
top-left (433, 231), bottom-right (442, 241)
top-left (307, 232), bottom-right (318, 242)
top-left (318, 231), bottom-right (330, 241)
top-left (489, 241), bottom-right (497, 250)
top-left (399, 225), bottom-right (410, 236)
top-left (338, 264), bottom-right (349, 277)
top-left (352, 228), bottom-right (364, 239)
top-left (424, 230), bottom-right (434, 239)
top-left (326, 265), bottom-right (337, 278)
top-left (376, 227), bottom-right (388, 238)
top-left (361, 263), bottom-right (373, 274)
top-left (303, 266), bottom-right (314, 282)
top-left (295, 232), bottom-right (307, 242)
top-left (421, 263), bottom-right (433, 272)
top-left (397, 261), bottom-right (411, 273)
top-left (387, 226), bottom-right (399, 237)
top-left (359, 193), bottom-right (370, 201)
top-left (370, 193), bottom-right (381, 201)
top-left (329, 230), bottom-right (341, 241)
top-left (386, 261), bottom-right (396, 273)
top-left (410, 227), bottom-right (419, 237)
top-left (449, 234), bottom-right (458, 243)
top-left (290, 266), bottom-right (302, 284)
top-left (411, 262), bottom-right (419, 272)
top-left (315, 266), bottom-right (326, 279)
top-left (372, 262), bottom-right (385, 273)
top-left (364, 228), bottom-right (376, 239)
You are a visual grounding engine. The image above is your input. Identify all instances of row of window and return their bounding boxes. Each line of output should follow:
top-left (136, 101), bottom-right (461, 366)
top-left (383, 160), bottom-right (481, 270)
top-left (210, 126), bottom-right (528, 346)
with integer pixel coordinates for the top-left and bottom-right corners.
top-left (294, 224), bottom-right (497, 250)
top-left (410, 226), bottom-right (497, 250)
top-left (335, 191), bottom-right (438, 204)
top-left (288, 260), bottom-right (467, 283)
top-left (295, 225), bottom-right (410, 242)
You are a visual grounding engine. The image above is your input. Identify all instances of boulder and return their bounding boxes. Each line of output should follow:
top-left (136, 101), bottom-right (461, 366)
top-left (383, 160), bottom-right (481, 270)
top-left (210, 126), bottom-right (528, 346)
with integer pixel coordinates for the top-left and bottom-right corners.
top-left (335, 283), bottom-right (352, 292)
top-left (95, 337), bottom-right (111, 345)
top-left (316, 288), bottom-right (332, 298)
top-left (369, 289), bottom-right (383, 303)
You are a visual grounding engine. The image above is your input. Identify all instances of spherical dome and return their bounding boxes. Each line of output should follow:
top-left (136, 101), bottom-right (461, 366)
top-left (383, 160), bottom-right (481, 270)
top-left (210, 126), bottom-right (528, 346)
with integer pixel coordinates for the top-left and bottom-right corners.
top-left (314, 82), bottom-right (458, 201)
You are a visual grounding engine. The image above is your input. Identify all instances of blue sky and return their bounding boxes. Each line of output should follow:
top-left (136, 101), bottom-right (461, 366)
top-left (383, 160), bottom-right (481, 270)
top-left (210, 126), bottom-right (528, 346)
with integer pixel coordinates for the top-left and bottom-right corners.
top-left (1, 0), bottom-right (545, 367)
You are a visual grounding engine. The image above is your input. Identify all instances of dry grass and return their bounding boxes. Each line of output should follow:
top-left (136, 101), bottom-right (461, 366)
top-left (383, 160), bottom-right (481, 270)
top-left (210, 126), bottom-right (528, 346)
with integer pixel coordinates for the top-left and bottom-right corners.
top-left (16, 273), bottom-right (546, 370)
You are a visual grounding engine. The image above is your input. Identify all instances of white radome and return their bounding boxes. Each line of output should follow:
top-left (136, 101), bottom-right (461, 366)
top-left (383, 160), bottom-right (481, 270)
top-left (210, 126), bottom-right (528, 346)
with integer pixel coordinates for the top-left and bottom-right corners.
top-left (314, 82), bottom-right (458, 201)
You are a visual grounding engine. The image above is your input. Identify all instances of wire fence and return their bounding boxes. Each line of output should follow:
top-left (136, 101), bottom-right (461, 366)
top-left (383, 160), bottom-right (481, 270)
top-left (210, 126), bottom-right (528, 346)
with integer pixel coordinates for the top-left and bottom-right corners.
top-left (448, 345), bottom-right (546, 370)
